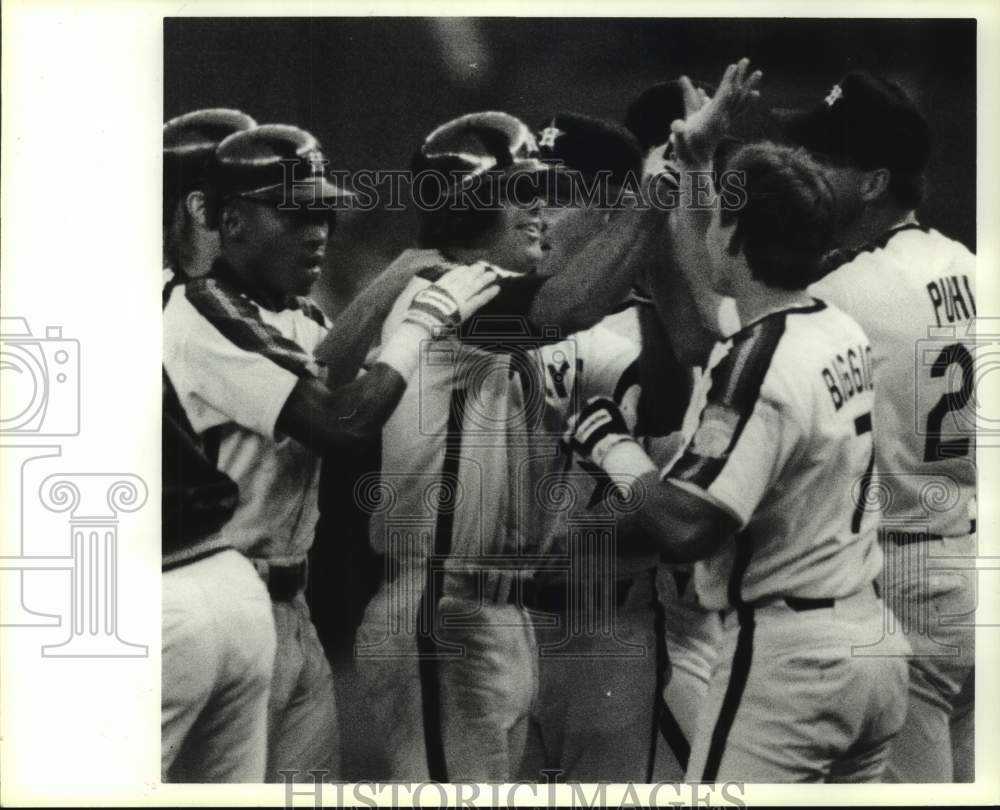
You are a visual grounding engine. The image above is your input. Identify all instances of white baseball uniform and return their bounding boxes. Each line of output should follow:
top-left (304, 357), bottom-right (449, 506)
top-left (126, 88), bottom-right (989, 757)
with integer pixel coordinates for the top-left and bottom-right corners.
top-left (355, 255), bottom-right (639, 781)
top-left (665, 299), bottom-right (909, 782)
top-left (164, 265), bottom-right (338, 782)
top-left (810, 217), bottom-right (977, 782)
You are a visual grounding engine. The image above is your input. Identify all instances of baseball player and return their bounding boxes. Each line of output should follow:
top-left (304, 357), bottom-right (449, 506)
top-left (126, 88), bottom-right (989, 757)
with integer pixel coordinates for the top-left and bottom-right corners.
top-left (162, 108), bottom-right (257, 289)
top-left (163, 123), bottom-right (500, 781)
top-left (354, 111), bottom-right (662, 781)
top-left (518, 111), bottom-right (675, 782)
top-left (570, 60), bottom-right (910, 782)
top-left (160, 108), bottom-right (277, 783)
top-left (782, 71), bottom-right (977, 783)
top-left (623, 80), bottom-right (748, 772)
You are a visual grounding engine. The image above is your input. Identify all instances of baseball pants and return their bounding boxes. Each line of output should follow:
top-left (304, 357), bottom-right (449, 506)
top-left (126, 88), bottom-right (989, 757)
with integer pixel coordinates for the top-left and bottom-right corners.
top-left (266, 591), bottom-right (340, 782)
top-left (436, 592), bottom-right (538, 782)
top-left (686, 585), bottom-right (910, 783)
top-left (881, 533), bottom-right (976, 783)
top-left (518, 569), bottom-right (667, 782)
top-left (950, 669), bottom-right (975, 783)
top-left (658, 565), bottom-right (721, 777)
top-left (353, 562), bottom-right (431, 781)
top-left (162, 549), bottom-right (277, 782)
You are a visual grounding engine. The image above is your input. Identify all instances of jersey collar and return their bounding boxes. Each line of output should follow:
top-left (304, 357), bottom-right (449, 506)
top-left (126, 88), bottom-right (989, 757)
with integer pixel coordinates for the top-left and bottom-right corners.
top-left (734, 297), bottom-right (827, 337)
top-left (208, 258), bottom-right (303, 313)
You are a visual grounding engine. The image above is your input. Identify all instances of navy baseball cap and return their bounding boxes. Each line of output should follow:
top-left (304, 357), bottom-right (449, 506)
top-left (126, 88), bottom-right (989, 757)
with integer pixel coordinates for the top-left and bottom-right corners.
top-left (412, 111), bottom-right (550, 197)
top-left (776, 71), bottom-right (930, 174)
top-left (624, 79), bottom-right (714, 152)
top-left (535, 112), bottom-right (644, 188)
top-left (210, 124), bottom-right (354, 207)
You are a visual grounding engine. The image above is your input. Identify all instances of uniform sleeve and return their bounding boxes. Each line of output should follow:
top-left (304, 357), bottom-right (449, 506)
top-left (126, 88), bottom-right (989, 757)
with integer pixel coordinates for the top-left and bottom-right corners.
top-left (668, 395), bottom-right (798, 526)
top-left (664, 319), bottom-right (803, 527)
top-left (539, 325), bottom-right (640, 423)
top-left (164, 292), bottom-right (301, 440)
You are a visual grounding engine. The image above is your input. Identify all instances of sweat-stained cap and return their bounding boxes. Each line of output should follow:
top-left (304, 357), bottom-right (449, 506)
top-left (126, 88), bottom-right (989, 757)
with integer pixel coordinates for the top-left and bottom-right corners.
top-left (535, 112), bottom-right (643, 188)
top-left (776, 71), bottom-right (930, 175)
top-left (209, 123), bottom-right (354, 207)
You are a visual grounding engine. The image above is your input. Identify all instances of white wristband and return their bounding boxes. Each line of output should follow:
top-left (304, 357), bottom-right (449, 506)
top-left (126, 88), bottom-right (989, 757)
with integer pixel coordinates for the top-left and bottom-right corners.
top-left (600, 438), bottom-right (657, 493)
top-left (374, 321), bottom-right (431, 381)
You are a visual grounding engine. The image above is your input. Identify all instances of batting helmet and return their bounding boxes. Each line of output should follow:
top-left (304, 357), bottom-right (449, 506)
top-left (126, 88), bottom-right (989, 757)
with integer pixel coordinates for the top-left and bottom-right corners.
top-left (163, 108), bottom-right (256, 227)
top-left (412, 111), bottom-right (549, 249)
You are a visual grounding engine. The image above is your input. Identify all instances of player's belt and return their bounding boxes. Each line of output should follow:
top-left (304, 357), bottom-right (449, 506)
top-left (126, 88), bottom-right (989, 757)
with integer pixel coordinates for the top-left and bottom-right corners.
top-left (721, 580), bottom-right (882, 620)
top-left (881, 520), bottom-right (976, 546)
top-left (442, 568), bottom-right (529, 606)
top-left (521, 576), bottom-right (637, 614)
top-left (253, 559), bottom-right (307, 602)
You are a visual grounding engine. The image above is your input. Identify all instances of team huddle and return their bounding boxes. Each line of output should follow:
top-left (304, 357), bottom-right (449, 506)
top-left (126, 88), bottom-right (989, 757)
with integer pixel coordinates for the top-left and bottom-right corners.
top-left (161, 58), bottom-right (977, 784)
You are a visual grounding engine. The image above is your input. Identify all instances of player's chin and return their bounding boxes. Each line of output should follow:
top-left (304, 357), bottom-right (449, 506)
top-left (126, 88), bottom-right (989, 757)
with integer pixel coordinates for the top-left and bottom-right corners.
top-left (522, 243), bottom-right (544, 269)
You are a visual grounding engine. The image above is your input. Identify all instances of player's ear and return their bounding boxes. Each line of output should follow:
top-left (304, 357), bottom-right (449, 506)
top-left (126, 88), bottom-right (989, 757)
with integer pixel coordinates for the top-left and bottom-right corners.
top-left (184, 190), bottom-right (210, 229)
top-left (218, 201), bottom-right (244, 240)
top-left (859, 168), bottom-right (890, 203)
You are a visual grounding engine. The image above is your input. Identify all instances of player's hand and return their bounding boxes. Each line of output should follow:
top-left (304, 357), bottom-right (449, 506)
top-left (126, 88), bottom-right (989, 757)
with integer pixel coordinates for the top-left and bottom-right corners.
top-left (403, 263), bottom-right (500, 335)
top-left (671, 58), bottom-right (762, 165)
top-left (566, 396), bottom-right (633, 467)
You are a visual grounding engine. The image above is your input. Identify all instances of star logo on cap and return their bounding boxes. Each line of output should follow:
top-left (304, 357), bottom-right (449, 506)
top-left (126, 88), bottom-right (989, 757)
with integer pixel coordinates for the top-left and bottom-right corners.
top-left (539, 121), bottom-right (565, 148)
top-left (824, 84), bottom-right (844, 107)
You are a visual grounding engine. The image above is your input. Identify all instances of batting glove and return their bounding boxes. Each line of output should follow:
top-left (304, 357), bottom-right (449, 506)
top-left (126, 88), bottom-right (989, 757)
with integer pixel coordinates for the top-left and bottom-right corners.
top-left (567, 397), bottom-right (634, 467)
top-left (403, 262), bottom-right (499, 336)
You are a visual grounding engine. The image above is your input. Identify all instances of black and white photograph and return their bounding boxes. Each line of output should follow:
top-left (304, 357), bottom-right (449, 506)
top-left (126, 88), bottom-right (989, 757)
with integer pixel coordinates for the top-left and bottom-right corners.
top-left (2, 4), bottom-right (999, 807)
top-left (159, 14), bottom-right (981, 788)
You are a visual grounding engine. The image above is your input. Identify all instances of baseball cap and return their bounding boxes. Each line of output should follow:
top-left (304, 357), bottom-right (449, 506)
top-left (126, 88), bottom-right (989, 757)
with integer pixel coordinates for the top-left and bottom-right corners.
top-left (624, 79), bottom-right (713, 152)
top-left (535, 112), bottom-right (643, 188)
top-left (209, 123), bottom-right (354, 207)
top-left (412, 111), bottom-right (550, 197)
top-left (776, 71), bottom-right (930, 174)
top-left (163, 108), bottom-right (257, 218)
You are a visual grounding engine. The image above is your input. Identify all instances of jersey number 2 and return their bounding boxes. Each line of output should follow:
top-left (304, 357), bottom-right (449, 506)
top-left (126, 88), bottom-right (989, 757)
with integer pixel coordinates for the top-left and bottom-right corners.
top-left (923, 343), bottom-right (974, 462)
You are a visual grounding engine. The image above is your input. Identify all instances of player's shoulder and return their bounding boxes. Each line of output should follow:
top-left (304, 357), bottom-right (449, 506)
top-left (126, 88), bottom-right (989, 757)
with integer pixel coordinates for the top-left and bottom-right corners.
top-left (776, 299), bottom-right (870, 361)
top-left (732, 301), bottom-right (867, 410)
top-left (819, 223), bottom-right (973, 283)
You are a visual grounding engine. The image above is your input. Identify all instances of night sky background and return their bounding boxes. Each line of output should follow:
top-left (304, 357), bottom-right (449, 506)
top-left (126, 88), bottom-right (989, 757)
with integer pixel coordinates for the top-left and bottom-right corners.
top-left (165, 17), bottom-right (976, 312)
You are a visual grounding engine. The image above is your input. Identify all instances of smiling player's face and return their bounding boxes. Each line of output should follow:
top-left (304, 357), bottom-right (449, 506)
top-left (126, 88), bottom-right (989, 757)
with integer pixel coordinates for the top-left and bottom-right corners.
top-left (479, 201), bottom-right (544, 274)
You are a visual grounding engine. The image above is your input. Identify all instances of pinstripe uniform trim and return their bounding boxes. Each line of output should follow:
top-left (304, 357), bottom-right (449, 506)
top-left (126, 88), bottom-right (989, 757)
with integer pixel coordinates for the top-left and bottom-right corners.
top-left (185, 274), bottom-right (321, 380)
top-left (701, 531), bottom-right (757, 781)
top-left (671, 318), bottom-right (786, 489)
top-left (671, 301), bottom-right (825, 491)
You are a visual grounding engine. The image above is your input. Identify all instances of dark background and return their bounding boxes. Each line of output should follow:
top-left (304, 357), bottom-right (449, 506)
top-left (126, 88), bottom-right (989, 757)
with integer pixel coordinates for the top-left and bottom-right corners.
top-left (165, 17), bottom-right (977, 314)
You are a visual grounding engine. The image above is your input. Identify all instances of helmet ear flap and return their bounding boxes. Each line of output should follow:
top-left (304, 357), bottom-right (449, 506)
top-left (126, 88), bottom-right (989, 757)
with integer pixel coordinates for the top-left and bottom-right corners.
top-left (417, 206), bottom-right (503, 251)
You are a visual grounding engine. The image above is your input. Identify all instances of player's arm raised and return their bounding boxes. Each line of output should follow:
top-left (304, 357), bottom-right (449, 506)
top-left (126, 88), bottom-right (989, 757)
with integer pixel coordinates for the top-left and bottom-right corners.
top-left (568, 397), bottom-right (739, 562)
top-left (667, 59), bottom-right (761, 335)
top-left (276, 264), bottom-right (499, 451)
